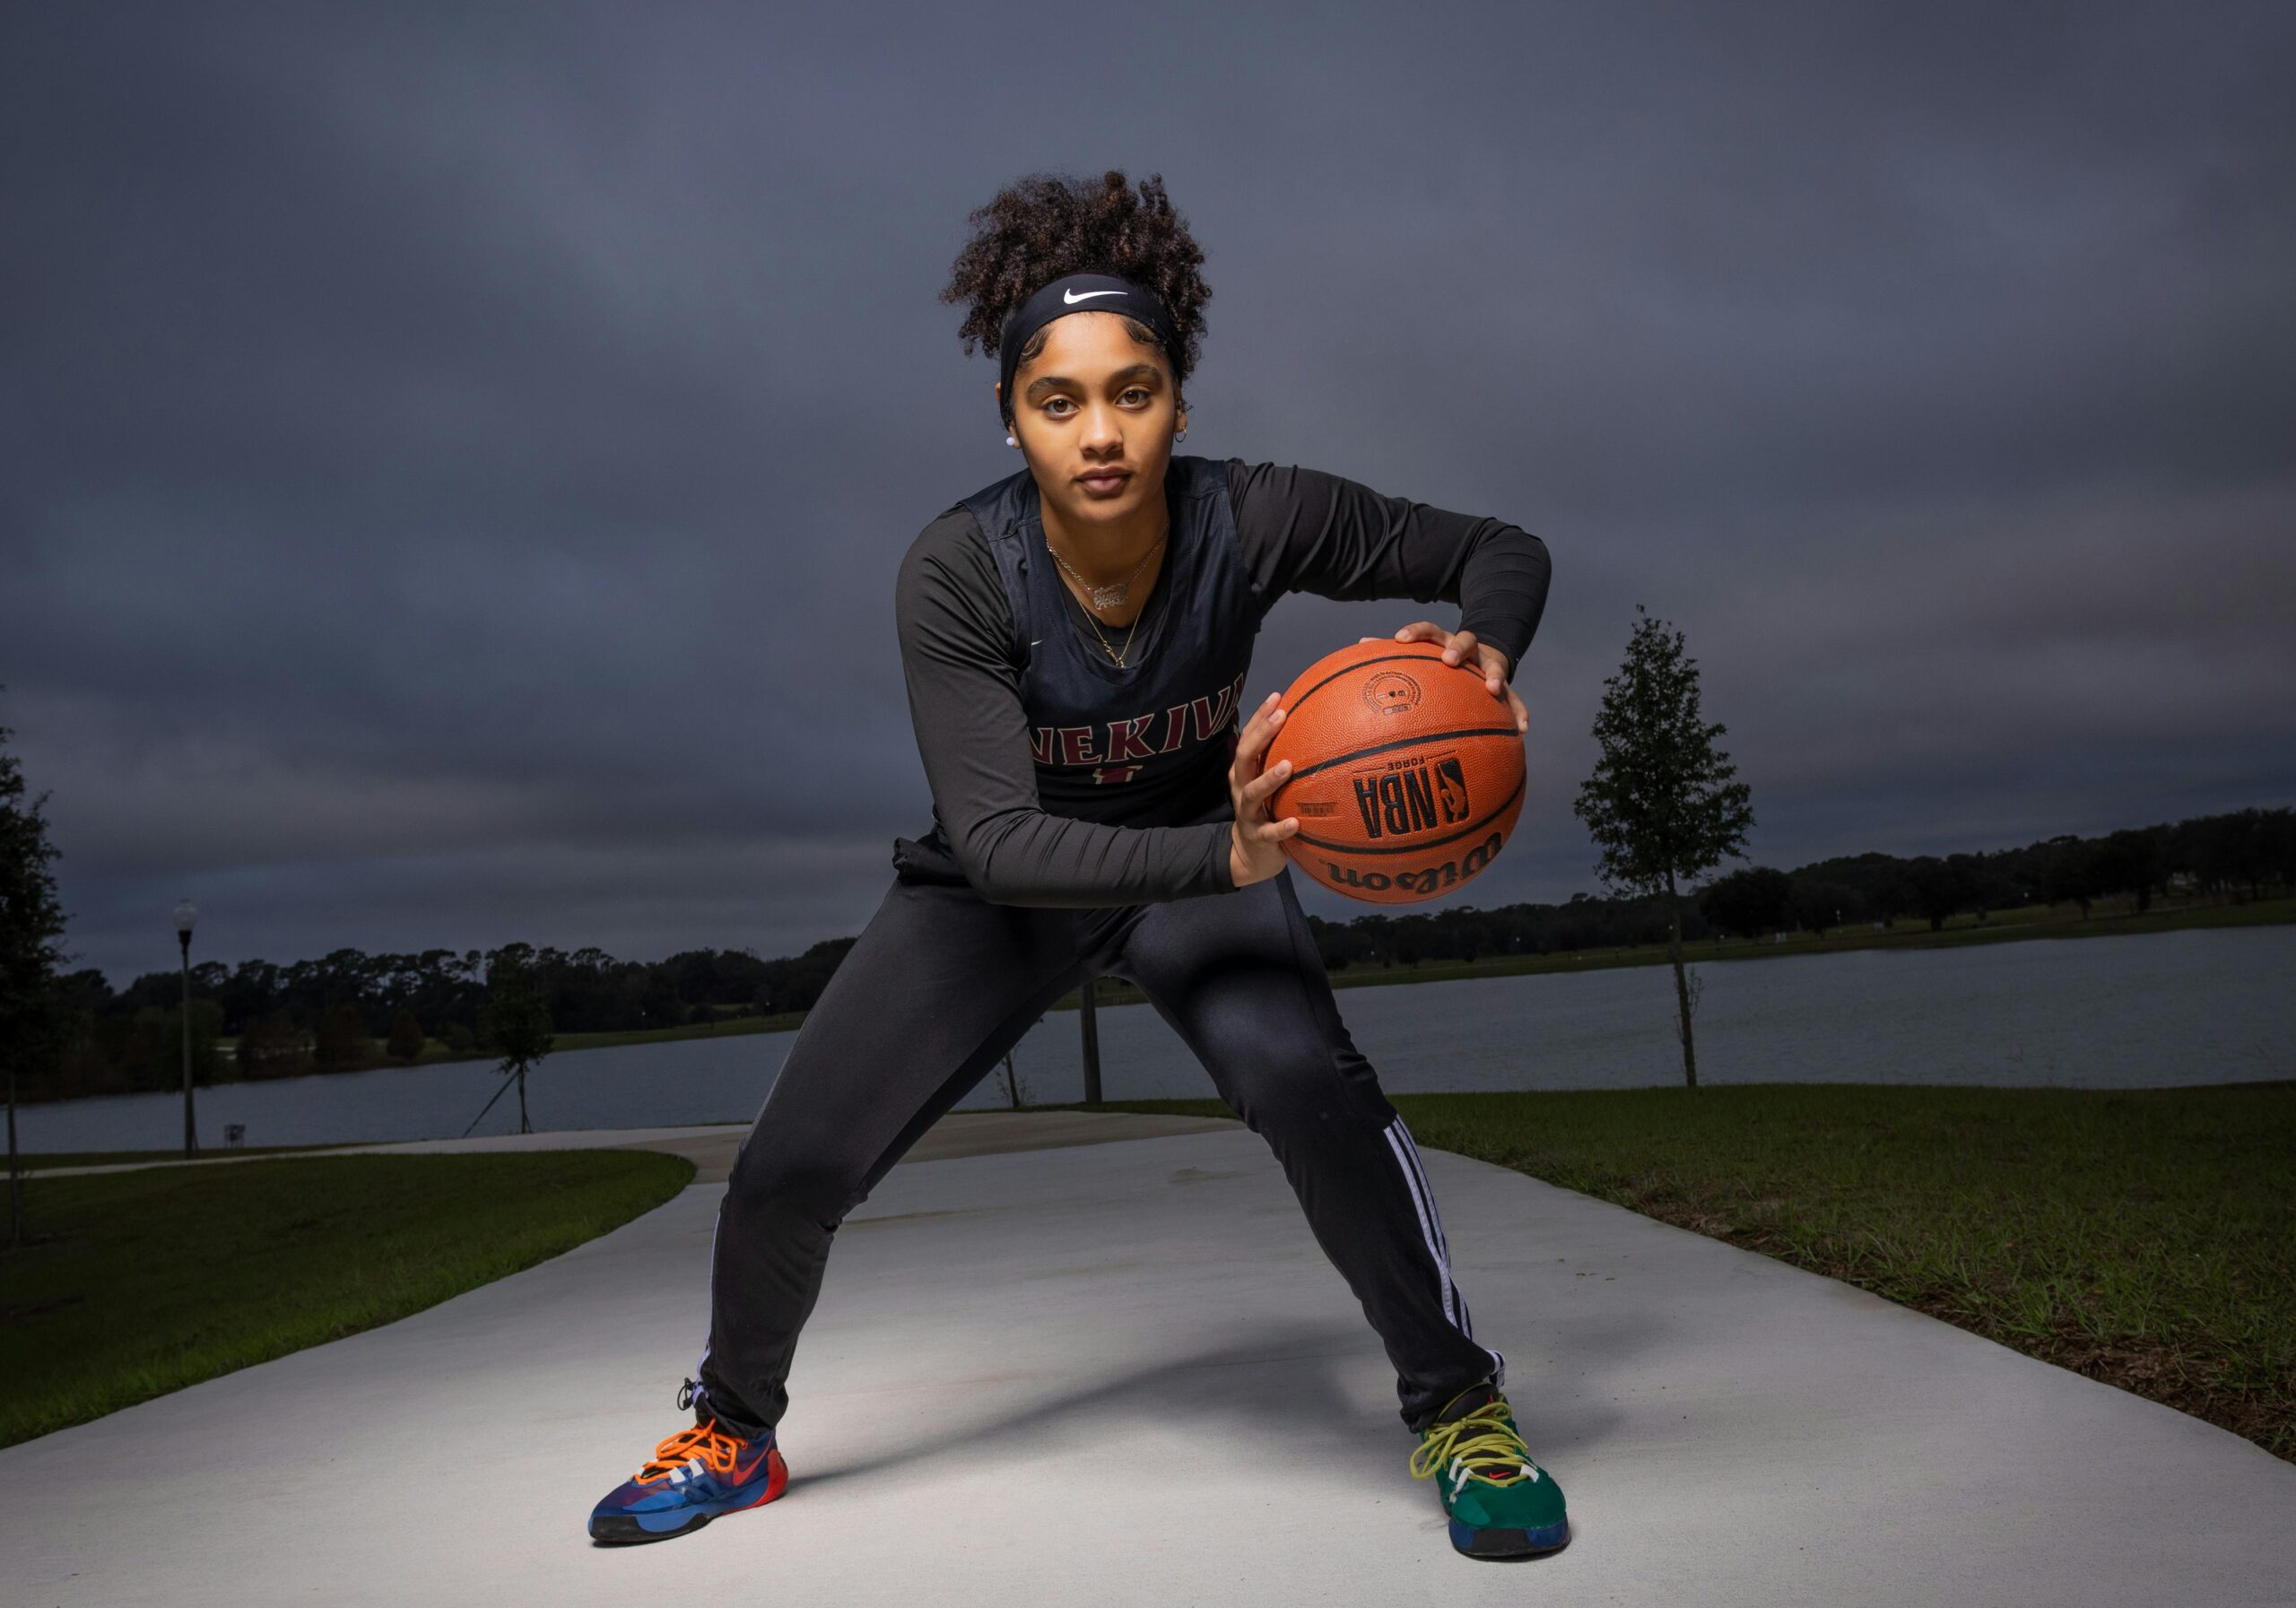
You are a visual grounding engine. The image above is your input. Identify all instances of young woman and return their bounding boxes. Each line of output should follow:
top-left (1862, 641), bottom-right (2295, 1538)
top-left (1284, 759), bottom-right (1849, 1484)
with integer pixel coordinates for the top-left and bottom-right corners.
top-left (588, 170), bottom-right (1564, 1561)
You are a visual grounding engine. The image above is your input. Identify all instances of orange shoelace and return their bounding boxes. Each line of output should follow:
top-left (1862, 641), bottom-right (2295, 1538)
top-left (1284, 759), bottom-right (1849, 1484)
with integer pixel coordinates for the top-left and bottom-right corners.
top-left (635, 1419), bottom-right (749, 1483)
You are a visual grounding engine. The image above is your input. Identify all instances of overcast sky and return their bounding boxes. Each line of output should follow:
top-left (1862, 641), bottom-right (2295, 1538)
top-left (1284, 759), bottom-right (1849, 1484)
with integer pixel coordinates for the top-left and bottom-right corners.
top-left (4, 2), bottom-right (2291, 987)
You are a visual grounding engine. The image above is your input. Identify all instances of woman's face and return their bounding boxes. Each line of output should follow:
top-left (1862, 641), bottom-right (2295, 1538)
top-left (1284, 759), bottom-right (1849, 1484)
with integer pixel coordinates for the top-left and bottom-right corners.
top-left (999, 312), bottom-right (1186, 534)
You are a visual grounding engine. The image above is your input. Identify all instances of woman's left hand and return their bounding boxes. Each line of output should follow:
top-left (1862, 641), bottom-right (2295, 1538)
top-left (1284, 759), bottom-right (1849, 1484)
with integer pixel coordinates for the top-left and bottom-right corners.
top-left (1361, 621), bottom-right (1528, 734)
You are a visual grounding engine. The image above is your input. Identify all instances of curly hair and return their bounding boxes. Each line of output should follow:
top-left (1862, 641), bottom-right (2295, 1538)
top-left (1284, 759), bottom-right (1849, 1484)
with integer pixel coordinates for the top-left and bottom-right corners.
top-left (940, 169), bottom-right (1210, 428)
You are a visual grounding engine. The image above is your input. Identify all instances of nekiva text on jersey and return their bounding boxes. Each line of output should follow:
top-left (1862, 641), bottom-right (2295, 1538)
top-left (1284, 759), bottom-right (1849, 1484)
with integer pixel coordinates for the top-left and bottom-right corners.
top-left (1027, 668), bottom-right (1248, 773)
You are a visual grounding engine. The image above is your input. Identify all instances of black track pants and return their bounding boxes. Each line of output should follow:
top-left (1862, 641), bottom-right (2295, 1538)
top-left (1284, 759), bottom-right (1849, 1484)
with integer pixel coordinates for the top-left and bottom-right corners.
top-left (689, 862), bottom-right (1506, 1438)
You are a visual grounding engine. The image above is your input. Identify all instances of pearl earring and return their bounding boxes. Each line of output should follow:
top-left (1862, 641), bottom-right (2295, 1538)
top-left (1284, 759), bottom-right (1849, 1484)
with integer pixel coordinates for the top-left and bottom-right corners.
top-left (1006, 433), bottom-right (1017, 447)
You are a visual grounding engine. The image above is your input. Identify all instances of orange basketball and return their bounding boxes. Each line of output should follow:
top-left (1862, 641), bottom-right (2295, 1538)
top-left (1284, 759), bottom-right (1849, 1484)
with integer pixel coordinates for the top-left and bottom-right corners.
top-left (1263, 639), bottom-right (1526, 905)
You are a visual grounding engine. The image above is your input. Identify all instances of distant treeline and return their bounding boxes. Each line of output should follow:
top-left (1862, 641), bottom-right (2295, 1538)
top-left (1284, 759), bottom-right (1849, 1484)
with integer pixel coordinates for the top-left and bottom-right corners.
top-left (1308, 805), bottom-right (2292, 968)
top-left (28, 805), bottom-right (2291, 1104)
top-left (35, 938), bottom-right (857, 1104)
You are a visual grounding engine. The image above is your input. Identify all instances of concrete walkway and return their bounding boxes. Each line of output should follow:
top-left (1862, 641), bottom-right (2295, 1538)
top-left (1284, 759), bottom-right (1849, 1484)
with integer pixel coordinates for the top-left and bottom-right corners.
top-left (3, 1116), bottom-right (2292, 1606)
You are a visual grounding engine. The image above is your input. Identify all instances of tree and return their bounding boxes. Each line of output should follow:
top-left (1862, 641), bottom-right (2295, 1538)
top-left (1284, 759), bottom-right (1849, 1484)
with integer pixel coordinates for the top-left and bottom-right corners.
top-left (386, 1008), bottom-right (425, 1063)
top-left (237, 1010), bottom-right (309, 1079)
top-left (2092, 825), bottom-right (2169, 915)
top-left (1789, 879), bottom-right (1864, 936)
top-left (2039, 834), bottom-right (2103, 917)
top-left (0, 720), bottom-right (68, 1061)
top-left (481, 945), bottom-right (554, 1134)
top-left (0, 701), bottom-right (70, 1242)
top-left (2264, 807), bottom-right (2296, 893)
top-left (1573, 606), bottom-right (1754, 1087)
top-left (311, 1002), bottom-right (370, 1068)
top-left (1904, 856), bottom-right (1971, 931)
top-left (1698, 865), bottom-right (1792, 941)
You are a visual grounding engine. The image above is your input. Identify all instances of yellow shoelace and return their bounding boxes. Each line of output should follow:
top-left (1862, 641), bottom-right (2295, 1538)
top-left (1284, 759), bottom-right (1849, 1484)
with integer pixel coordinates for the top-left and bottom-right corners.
top-left (1409, 1399), bottom-right (1535, 1492)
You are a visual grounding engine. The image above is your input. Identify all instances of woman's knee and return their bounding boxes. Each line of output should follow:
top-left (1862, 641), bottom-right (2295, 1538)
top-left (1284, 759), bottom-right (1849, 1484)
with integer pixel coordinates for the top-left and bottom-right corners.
top-left (725, 1135), bottom-right (865, 1226)
top-left (1224, 1042), bottom-right (1395, 1136)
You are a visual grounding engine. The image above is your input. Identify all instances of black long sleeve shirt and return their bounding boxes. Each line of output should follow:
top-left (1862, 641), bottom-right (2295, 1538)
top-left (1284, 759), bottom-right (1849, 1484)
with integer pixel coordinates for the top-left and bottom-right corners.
top-left (893, 458), bottom-right (1550, 906)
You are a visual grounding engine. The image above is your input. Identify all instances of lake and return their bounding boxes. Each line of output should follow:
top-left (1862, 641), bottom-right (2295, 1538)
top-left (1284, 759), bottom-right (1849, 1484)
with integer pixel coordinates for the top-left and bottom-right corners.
top-left (14, 924), bottom-right (2291, 1155)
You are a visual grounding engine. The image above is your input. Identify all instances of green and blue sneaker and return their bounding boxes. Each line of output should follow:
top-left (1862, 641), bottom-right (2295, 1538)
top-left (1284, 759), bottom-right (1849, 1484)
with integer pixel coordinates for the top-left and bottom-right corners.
top-left (1409, 1380), bottom-right (1569, 1559)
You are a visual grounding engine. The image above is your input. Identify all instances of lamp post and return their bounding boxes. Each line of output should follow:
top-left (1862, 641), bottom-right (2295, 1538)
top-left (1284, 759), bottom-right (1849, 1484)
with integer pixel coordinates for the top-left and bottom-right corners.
top-left (174, 899), bottom-right (197, 1158)
top-left (1077, 978), bottom-right (1102, 1106)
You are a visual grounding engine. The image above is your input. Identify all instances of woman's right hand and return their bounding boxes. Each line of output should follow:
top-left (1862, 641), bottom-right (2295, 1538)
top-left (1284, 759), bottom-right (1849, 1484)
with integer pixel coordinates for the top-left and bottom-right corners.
top-left (1228, 691), bottom-right (1301, 888)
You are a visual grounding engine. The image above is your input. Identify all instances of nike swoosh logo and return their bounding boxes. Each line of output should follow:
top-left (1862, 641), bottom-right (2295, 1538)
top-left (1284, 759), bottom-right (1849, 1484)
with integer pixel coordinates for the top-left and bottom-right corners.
top-left (1063, 289), bottom-right (1125, 304)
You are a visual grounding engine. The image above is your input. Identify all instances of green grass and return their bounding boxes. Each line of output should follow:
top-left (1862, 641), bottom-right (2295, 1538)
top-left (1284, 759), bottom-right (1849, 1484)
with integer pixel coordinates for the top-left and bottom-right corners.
top-left (0, 1149), bottom-right (695, 1449)
top-left (1065, 1083), bottom-right (2296, 1463)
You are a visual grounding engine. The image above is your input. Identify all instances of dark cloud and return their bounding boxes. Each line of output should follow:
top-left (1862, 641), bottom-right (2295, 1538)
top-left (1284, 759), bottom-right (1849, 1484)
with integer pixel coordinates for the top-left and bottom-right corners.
top-left (4, 1), bottom-right (2291, 984)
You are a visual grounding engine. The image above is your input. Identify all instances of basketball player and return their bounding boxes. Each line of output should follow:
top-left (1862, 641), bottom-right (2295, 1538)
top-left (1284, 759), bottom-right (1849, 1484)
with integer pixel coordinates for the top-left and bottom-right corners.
top-left (588, 170), bottom-right (1562, 1560)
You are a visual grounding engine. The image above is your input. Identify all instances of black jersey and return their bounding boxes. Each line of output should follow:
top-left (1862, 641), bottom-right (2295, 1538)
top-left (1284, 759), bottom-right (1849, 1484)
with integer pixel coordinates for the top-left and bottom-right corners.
top-left (970, 453), bottom-right (1257, 830)
top-left (892, 455), bottom-right (1550, 907)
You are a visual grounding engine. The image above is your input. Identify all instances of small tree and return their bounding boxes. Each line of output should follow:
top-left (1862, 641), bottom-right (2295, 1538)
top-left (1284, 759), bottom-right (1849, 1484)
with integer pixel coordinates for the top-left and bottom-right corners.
top-left (481, 946), bottom-right (553, 1134)
top-left (1573, 605), bottom-right (1754, 1087)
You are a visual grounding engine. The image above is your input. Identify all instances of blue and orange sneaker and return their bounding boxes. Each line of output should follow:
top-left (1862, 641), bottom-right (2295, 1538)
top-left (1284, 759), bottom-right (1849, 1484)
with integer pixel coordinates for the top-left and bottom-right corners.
top-left (587, 1379), bottom-right (788, 1544)
top-left (1408, 1379), bottom-right (1569, 1560)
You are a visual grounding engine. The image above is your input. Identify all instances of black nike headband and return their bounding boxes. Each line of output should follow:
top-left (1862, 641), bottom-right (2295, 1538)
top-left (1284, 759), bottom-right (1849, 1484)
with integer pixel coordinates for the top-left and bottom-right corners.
top-left (996, 271), bottom-right (1185, 420)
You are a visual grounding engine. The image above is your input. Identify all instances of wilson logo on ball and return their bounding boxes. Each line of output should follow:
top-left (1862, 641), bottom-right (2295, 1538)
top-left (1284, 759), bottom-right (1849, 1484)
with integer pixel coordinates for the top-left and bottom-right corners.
top-left (1319, 830), bottom-right (1505, 897)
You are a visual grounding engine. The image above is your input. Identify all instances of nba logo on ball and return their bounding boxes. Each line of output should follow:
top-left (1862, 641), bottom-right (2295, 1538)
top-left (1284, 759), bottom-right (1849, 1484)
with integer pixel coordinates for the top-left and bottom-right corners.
top-left (1265, 640), bottom-right (1526, 905)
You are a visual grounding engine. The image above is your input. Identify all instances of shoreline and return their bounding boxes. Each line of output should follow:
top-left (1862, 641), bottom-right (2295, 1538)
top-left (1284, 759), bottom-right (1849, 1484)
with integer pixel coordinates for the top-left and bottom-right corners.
top-left (15, 893), bottom-right (2291, 1108)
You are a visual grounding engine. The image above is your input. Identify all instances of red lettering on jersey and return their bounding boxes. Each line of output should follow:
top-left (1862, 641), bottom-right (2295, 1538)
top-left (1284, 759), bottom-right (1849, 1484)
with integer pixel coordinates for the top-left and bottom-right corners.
top-left (1190, 674), bottom-right (1243, 743)
top-left (1105, 714), bottom-right (1158, 762)
top-left (1059, 726), bottom-right (1102, 765)
top-left (1158, 704), bottom-right (1190, 752)
top-left (1091, 764), bottom-right (1144, 785)
top-left (1028, 728), bottom-right (1057, 765)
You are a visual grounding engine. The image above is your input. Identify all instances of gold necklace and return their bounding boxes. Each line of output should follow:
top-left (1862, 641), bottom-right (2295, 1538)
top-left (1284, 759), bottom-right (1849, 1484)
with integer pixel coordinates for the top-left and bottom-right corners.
top-left (1048, 526), bottom-right (1166, 667)
top-left (1048, 525), bottom-right (1165, 607)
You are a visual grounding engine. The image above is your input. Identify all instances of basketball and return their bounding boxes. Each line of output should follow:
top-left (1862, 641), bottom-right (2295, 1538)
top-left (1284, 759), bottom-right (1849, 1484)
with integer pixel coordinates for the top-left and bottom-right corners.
top-left (1263, 639), bottom-right (1526, 904)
